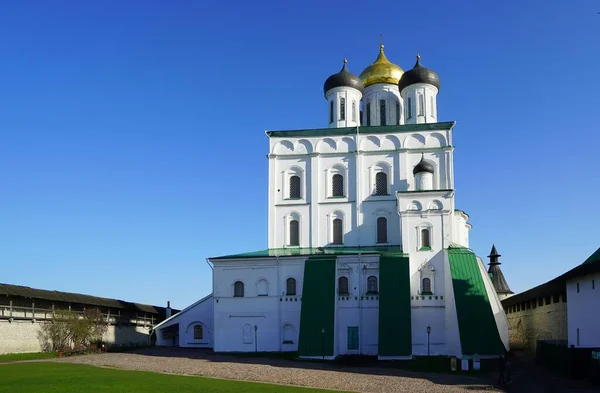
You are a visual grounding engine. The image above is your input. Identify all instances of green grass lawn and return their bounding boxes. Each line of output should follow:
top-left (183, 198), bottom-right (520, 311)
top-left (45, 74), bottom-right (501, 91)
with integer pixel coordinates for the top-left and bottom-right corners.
top-left (0, 363), bottom-right (346, 393)
top-left (0, 352), bottom-right (57, 363)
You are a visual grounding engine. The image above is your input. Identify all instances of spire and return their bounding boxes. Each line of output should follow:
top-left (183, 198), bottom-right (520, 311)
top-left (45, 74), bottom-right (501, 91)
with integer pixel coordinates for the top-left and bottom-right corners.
top-left (487, 245), bottom-right (513, 295)
top-left (488, 244), bottom-right (501, 266)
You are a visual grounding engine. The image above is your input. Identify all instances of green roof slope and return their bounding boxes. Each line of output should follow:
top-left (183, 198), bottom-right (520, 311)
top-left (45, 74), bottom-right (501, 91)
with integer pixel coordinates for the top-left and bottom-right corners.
top-left (266, 122), bottom-right (455, 138)
top-left (298, 256), bottom-right (336, 357)
top-left (448, 248), bottom-right (506, 355)
top-left (582, 247), bottom-right (600, 265)
top-left (378, 254), bottom-right (412, 356)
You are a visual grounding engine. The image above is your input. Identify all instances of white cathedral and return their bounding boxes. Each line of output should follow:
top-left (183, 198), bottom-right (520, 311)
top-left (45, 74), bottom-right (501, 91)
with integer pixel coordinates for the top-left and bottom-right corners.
top-left (154, 44), bottom-right (510, 359)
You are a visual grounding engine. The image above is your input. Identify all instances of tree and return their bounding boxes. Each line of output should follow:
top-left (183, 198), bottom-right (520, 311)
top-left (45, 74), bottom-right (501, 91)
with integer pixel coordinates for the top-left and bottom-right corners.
top-left (38, 308), bottom-right (109, 352)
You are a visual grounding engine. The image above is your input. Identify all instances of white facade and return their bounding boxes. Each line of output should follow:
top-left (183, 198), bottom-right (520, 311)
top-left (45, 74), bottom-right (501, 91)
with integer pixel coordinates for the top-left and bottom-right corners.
top-left (165, 45), bottom-right (508, 359)
top-left (154, 294), bottom-right (214, 348)
top-left (566, 273), bottom-right (600, 348)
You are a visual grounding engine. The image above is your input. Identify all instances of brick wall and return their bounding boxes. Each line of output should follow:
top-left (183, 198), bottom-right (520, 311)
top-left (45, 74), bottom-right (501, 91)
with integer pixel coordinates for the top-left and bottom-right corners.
top-left (504, 293), bottom-right (567, 352)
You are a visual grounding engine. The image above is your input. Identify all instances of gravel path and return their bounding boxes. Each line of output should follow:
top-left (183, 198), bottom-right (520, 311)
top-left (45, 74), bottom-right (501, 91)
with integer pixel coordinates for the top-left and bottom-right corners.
top-left (50, 348), bottom-right (500, 392)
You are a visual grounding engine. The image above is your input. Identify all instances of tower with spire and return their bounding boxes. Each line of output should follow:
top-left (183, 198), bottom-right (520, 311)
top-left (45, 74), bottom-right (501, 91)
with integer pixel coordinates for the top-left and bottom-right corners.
top-left (487, 245), bottom-right (514, 300)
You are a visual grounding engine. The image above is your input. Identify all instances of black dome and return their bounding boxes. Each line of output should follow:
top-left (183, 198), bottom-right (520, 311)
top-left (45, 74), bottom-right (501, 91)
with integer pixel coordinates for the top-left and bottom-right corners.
top-left (413, 155), bottom-right (434, 175)
top-left (398, 55), bottom-right (440, 92)
top-left (323, 60), bottom-right (364, 97)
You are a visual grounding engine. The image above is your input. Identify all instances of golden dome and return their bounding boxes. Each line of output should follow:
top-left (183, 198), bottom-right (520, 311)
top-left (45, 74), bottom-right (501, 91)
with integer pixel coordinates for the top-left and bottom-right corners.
top-left (359, 45), bottom-right (404, 87)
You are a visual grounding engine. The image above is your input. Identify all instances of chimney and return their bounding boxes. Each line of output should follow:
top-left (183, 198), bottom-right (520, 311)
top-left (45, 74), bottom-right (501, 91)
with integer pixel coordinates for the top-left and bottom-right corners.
top-left (166, 301), bottom-right (172, 318)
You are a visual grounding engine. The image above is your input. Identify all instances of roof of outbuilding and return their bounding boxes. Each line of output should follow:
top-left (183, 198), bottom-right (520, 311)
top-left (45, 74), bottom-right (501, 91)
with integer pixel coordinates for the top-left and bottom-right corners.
top-left (0, 283), bottom-right (172, 314)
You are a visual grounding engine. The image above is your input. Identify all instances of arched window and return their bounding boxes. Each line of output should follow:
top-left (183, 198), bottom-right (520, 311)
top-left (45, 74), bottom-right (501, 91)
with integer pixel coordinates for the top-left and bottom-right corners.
top-left (367, 276), bottom-right (378, 294)
top-left (352, 101), bottom-right (356, 122)
top-left (329, 100), bottom-right (334, 123)
top-left (289, 220), bottom-right (299, 246)
top-left (340, 97), bottom-right (346, 121)
top-left (289, 175), bottom-right (301, 199)
top-left (338, 276), bottom-right (349, 295)
top-left (332, 218), bottom-right (343, 244)
top-left (380, 99), bottom-right (386, 125)
top-left (421, 228), bottom-right (431, 249)
top-left (194, 325), bottom-right (203, 340)
top-left (396, 101), bottom-right (400, 125)
top-left (283, 324), bottom-right (294, 343)
top-left (332, 174), bottom-right (344, 197)
top-left (407, 97), bottom-right (412, 119)
top-left (418, 94), bottom-right (424, 116)
top-left (366, 102), bottom-right (371, 126)
top-left (422, 277), bottom-right (432, 293)
top-left (377, 217), bottom-right (387, 243)
top-left (286, 278), bottom-right (296, 296)
top-left (375, 172), bottom-right (388, 195)
top-left (257, 279), bottom-right (268, 296)
top-left (243, 324), bottom-right (253, 343)
top-left (234, 281), bottom-right (244, 297)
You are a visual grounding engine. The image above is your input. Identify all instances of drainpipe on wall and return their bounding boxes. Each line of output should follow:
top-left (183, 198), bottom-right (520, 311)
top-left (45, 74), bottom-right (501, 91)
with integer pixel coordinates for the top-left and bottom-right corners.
top-left (276, 255), bottom-right (281, 352)
top-left (358, 253), bottom-right (363, 355)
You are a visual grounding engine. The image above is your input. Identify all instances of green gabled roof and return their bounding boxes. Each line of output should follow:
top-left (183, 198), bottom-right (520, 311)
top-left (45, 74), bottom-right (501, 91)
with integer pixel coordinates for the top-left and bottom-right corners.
top-left (582, 247), bottom-right (600, 265)
top-left (266, 122), bottom-right (456, 138)
top-left (210, 246), bottom-right (404, 260)
top-left (447, 247), bottom-right (507, 355)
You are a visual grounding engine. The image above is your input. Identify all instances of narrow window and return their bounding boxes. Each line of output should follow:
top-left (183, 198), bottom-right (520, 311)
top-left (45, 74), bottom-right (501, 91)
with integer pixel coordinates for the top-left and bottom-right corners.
top-left (352, 101), bottom-right (356, 122)
top-left (332, 218), bottom-right (343, 244)
top-left (367, 276), bottom-right (378, 294)
top-left (286, 278), bottom-right (296, 296)
top-left (234, 281), bottom-right (244, 297)
top-left (289, 220), bottom-right (299, 246)
top-left (407, 97), bottom-right (412, 119)
top-left (289, 175), bottom-right (301, 199)
top-left (332, 174), bottom-right (344, 197)
top-left (418, 94), bottom-right (424, 116)
top-left (421, 228), bottom-right (431, 249)
top-left (376, 217), bottom-right (387, 243)
top-left (593, 279), bottom-right (596, 290)
top-left (338, 276), bottom-right (349, 295)
top-left (430, 96), bottom-right (434, 117)
top-left (577, 283), bottom-right (580, 293)
top-left (396, 101), bottom-right (400, 124)
top-left (366, 102), bottom-right (371, 126)
top-left (340, 97), bottom-right (346, 121)
top-left (329, 101), bottom-right (334, 123)
top-left (380, 100), bottom-right (386, 125)
top-left (374, 172), bottom-right (387, 195)
top-left (194, 325), bottom-right (203, 340)
top-left (422, 277), bottom-right (432, 293)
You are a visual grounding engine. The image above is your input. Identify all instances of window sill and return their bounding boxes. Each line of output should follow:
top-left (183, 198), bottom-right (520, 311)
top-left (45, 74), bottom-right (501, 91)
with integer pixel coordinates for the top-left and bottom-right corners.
top-left (338, 293), bottom-right (349, 296)
top-left (421, 291), bottom-right (433, 295)
top-left (258, 294), bottom-right (268, 297)
top-left (282, 340), bottom-right (294, 344)
top-left (284, 198), bottom-right (303, 201)
top-left (366, 291), bottom-right (379, 295)
top-left (286, 245), bottom-right (300, 248)
top-left (419, 247), bottom-right (432, 251)
top-left (328, 196), bottom-right (346, 199)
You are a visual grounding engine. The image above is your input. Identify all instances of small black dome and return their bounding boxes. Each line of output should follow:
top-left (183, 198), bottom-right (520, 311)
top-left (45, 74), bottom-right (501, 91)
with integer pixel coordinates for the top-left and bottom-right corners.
top-left (323, 60), bottom-right (364, 97)
top-left (413, 154), bottom-right (434, 175)
top-left (398, 55), bottom-right (440, 92)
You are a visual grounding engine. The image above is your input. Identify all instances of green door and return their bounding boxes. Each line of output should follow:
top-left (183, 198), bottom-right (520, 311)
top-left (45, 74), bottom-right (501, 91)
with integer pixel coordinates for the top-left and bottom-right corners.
top-left (347, 327), bottom-right (359, 351)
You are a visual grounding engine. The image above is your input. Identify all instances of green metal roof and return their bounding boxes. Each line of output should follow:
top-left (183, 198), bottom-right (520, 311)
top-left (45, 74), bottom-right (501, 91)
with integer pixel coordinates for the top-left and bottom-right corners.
top-left (266, 122), bottom-right (455, 138)
top-left (448, 248), bottom-right (507, 355)
top-left (396, 189), bottom-right (453, 194)
top-left (210, 246), bottom-right (405, 260)
top-left (582, 247), bottom-right (600, 265)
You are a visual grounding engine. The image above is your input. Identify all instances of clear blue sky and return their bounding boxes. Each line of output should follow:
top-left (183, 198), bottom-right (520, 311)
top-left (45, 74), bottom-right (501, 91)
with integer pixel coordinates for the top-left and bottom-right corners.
top-left (1, 1), bottom-right (599, 309)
